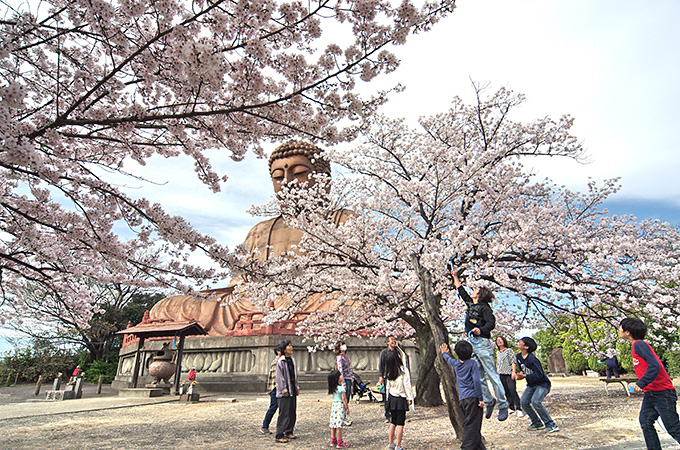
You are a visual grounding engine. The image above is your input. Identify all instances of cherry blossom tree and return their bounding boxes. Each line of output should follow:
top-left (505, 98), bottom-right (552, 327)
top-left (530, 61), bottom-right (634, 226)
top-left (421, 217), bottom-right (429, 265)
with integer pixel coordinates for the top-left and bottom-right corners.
top-left (233, 84), bottom-right (680, 437)
top-left (3, 265), bottom-right (167, 361)
top-left (0, 0), bottom-right (456, 322)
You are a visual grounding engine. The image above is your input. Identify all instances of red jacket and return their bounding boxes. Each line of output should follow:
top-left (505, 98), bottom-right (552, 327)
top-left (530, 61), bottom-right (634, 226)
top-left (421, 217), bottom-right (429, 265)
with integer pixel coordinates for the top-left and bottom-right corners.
top-left (632, 340), bottom-right (674, 392)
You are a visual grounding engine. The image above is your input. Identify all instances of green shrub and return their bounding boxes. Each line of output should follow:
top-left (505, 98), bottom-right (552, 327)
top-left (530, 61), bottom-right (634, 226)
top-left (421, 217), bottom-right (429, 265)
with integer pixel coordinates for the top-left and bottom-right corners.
top-left (83, 359), bottom-right (118, 383)
top-left (0, 338), bottom-right (78, 383)
top-left (662, 350), bottom-right (680, 376)
top-left (562, 338), bottom-right (588, 374)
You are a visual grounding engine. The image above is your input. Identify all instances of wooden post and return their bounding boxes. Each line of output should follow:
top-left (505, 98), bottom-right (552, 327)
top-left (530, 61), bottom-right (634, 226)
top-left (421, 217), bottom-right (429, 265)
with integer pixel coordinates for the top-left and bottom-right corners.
top-left (131, 336), bottom-right (145, 389)
top-left (173, 334), bottom-right (186, 394)
top-left (34, 375), bottom-right (43, 396)
top-left (96, 375), bottom-right (103, 394)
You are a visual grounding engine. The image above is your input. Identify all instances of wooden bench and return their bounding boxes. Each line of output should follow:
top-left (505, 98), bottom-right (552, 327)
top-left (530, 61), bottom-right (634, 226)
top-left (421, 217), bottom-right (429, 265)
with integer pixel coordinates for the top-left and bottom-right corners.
top-left (600, 376), bottom-right (638, 396)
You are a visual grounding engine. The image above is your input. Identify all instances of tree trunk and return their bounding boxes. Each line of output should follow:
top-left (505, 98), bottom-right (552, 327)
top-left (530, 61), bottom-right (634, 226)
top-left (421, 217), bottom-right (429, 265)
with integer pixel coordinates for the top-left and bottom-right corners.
top-left (401, 314), bottom-right (443, 407)
top-left (411, 254), bottom-right (464, 439)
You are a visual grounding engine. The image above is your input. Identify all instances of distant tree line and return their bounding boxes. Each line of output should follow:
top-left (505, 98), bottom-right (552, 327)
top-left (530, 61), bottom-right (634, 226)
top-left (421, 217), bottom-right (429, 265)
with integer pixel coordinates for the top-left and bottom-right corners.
top-left (1, 288), bottom-right (162, 384)
top-left (533, 313), bottom-right (680, 377)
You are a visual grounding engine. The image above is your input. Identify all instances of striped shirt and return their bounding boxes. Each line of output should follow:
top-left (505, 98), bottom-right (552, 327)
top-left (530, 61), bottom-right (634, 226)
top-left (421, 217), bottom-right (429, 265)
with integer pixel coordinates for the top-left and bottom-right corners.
top-left (496, 348), bottom-right (516, 375)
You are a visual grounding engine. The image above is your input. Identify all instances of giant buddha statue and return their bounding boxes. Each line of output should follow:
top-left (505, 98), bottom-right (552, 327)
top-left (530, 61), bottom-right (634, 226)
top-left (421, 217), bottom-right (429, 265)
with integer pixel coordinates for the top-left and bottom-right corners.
top-left (149, 141), bottom-right (351, 336)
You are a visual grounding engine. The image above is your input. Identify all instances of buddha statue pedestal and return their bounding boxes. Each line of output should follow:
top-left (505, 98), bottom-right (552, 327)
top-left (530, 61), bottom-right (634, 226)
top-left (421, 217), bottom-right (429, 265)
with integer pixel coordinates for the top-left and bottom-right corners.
top-left (113, 333), bottom-right (417, 393)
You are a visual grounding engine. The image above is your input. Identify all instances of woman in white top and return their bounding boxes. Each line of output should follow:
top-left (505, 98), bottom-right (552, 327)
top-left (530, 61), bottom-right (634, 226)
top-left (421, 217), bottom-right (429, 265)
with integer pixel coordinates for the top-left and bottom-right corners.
top-left (495, 336), bottom-right (523, 416)
top-left (384, 350), bottom-right (414, 450)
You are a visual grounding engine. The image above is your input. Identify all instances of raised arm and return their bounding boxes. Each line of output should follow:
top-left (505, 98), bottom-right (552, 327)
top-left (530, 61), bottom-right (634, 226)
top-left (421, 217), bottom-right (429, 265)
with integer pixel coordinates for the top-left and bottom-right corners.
top-left (450, 267), bottom-right (462, 288)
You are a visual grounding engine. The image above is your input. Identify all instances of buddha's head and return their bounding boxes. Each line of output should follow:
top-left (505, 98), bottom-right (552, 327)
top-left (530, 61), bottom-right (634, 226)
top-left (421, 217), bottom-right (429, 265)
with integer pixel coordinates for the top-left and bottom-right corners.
top-left (268, 141), bottom-right (331, 194)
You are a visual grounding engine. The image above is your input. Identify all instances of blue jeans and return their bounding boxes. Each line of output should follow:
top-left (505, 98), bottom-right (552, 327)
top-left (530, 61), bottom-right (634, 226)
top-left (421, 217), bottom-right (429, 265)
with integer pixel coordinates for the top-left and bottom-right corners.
top-left (261, 388), bottom-right (278, 430)
top-left (521, 384), bottom-right (554, 428)
top-left (639, 388), bottom-right (680, 450)
top-left (344, 378), bottom-right (353, 401)
top-left (472, 338), bottom-right (508, 409)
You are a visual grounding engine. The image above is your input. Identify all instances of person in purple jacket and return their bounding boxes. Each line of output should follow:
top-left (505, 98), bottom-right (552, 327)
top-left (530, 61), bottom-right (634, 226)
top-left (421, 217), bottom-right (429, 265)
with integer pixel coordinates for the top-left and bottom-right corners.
top-left (513, 336), bottom-right (559, 433)
top-left (441, 341), bottom-right (487, 450)
top-left (275, 340), bottom-right (300, 443)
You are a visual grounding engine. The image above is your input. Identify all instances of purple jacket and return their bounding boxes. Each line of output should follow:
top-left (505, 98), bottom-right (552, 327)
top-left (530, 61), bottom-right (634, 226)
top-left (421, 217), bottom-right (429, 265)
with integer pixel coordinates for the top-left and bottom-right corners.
top-left (275, 356), bottom-right (299, 398)
top-left (336, 354), bottom-right (353, 382)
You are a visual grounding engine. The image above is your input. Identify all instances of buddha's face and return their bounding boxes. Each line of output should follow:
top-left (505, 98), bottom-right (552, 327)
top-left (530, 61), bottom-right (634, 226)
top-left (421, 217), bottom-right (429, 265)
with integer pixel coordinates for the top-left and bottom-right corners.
top-left (270, 154), bottom-right (316, 193)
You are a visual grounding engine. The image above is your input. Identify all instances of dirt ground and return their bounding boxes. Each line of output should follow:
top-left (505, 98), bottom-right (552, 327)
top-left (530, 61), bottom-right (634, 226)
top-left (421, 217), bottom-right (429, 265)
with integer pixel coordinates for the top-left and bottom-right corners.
top-left (0, 376), bottom-right (677, 450)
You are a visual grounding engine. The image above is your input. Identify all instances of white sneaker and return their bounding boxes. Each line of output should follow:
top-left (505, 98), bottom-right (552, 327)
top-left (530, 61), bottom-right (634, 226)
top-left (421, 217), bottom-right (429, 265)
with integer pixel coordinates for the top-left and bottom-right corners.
top-left (517, 411), bottom-right (525, 418)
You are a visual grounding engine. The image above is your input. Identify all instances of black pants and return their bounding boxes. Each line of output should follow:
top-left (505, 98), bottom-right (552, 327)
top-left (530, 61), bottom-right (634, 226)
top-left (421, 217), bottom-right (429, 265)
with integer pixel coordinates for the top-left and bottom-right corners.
top-left (606, 366), bottom-right (619, 378)
top-left (384, 391), bottom-right (390, 419)
top-left (276, 395), bottom-right (297, 439)
top-left (499, 374), bottom-right (521, 411)
top-left (460, 397), bottom-right (486, 450)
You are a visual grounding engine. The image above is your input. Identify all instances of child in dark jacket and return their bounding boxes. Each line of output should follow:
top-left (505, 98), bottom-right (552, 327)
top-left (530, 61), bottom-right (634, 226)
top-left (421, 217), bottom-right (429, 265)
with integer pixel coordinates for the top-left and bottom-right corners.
top-left (513, 336), bottom-right (558, 433)
top-left (441, 341), bottom-right (486, 450)
top-left (620, 317), bottom-right (680, 449)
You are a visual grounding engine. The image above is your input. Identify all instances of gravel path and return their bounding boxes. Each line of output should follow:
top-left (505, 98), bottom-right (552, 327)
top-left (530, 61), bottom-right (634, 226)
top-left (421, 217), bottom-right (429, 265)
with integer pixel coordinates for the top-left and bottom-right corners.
top-left (0, 377), bottom-right (676, 450)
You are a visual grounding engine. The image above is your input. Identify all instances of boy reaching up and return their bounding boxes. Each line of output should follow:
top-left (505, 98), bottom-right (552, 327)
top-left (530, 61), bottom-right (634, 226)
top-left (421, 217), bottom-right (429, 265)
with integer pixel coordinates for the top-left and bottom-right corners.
top-left (619, 317), bottom-right (680, 449)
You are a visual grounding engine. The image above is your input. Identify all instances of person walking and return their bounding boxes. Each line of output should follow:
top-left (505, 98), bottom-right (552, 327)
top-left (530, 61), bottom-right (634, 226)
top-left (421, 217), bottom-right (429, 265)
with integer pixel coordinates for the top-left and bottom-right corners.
top-left (275, 340), bottom-right (299, 444)
top-left (261, 345), bottom-right (282, 435)
top-left (620, 317), bottom-right (680, 449)
top-left (384, 350), bottom-right (414, 450)
top-left (495, 336), bottom-right (523, 417)
top-left (451, 267), bottom-right (509, 421)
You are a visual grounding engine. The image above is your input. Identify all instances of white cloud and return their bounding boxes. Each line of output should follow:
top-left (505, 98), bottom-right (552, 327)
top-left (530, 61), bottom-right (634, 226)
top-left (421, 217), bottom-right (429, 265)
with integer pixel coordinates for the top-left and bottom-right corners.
top-left (366, 0), bottom-right (680, 206)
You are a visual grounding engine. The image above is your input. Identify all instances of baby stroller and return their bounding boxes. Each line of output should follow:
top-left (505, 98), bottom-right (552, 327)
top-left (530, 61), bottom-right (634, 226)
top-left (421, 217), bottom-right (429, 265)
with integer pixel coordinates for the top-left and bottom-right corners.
top-left (352, 373), bottom-right (379, 404)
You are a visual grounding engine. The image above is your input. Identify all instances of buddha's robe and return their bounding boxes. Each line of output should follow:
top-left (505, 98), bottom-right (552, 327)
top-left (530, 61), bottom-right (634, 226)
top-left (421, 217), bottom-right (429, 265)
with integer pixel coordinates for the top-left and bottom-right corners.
top-left (149, 211), bottom-right (351, 336)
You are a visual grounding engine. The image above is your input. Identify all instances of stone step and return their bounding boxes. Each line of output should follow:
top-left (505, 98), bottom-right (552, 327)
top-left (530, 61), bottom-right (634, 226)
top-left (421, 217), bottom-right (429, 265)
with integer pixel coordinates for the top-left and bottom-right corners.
top-left (118, 388), bottom-right (166, 398)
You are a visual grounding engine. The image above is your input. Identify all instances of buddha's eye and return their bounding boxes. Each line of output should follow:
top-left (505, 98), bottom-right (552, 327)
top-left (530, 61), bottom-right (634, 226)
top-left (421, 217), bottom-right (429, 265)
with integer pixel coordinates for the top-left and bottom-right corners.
top-left (293, 168), bottom-right (310, 177)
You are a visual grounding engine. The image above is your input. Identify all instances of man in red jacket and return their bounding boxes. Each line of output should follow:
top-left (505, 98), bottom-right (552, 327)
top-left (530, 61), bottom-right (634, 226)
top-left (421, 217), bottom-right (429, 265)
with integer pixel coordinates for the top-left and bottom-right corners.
top-left (620, 317), bottom-right (680, 450)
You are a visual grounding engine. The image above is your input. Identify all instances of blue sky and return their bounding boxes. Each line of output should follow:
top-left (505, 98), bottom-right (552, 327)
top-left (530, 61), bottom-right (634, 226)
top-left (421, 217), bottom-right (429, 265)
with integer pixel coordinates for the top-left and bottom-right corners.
top-left (2, 0), bottom-right (679, 354)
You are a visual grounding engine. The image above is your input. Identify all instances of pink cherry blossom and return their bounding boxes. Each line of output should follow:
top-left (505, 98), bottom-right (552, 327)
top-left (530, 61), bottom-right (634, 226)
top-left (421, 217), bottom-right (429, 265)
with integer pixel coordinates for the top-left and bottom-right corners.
top-left (235, 83), bottom-right (680, 351)
top-left (0, 0), bottom-right (456, 323)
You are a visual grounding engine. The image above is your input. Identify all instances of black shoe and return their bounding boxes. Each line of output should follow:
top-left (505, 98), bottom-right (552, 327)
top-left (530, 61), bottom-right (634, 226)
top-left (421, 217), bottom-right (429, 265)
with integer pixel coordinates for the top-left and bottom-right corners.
top-left (485, 398), bottom-right (497, 419)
